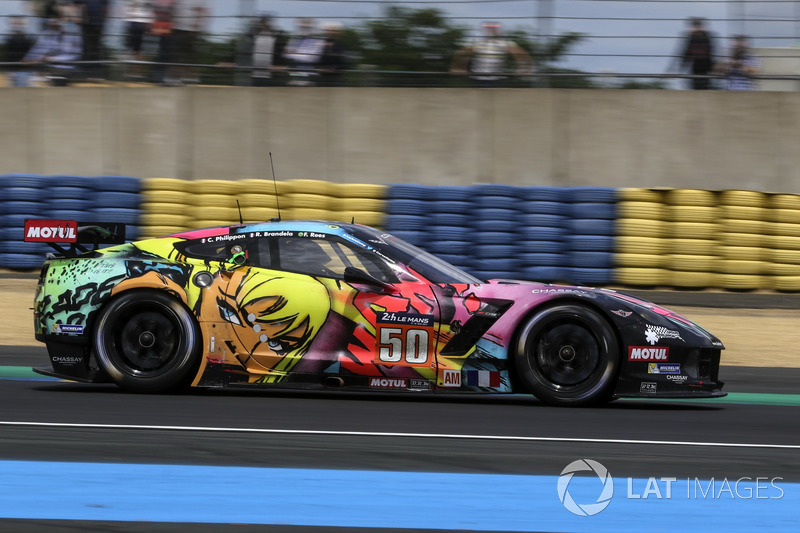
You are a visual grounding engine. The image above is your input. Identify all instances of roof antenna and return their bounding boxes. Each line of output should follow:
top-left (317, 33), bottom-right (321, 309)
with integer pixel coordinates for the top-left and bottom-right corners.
top-left (269, 152), bottom-right (281, 222)
top-left (235, 199), bottom-right (244, 224)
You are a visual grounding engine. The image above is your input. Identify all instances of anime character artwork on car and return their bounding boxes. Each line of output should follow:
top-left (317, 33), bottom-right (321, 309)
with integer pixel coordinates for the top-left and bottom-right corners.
top-left (26, 218), bottom-right (725, 406)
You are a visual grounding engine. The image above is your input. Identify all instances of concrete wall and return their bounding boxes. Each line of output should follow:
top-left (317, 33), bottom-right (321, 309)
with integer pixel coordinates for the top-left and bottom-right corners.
top-left (1, 87), bottom-right (799, 193)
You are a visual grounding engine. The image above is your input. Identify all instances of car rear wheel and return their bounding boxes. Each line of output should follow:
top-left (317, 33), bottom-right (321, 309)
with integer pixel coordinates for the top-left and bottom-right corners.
top-left (514, 304), bottom-right (619, 406)
top-left (93, 291), bottom-right (201, 393)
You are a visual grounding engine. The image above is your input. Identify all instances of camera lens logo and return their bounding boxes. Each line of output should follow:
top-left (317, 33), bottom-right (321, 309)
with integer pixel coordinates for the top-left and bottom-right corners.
top-left (557, 459), bottom-right (614, 516)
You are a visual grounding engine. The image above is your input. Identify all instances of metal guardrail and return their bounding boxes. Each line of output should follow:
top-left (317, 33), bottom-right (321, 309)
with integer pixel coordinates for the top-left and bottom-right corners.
top-left (2, 60), bottom-right (799, 84)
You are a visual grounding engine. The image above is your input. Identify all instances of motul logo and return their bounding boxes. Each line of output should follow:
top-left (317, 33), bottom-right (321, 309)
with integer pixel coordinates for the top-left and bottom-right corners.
top-left (369, 378), bottom-right (408, 388)
top-left (628, 346), bottom-right (670, 361)
top-left (24, 220), bottom-right (78, 243)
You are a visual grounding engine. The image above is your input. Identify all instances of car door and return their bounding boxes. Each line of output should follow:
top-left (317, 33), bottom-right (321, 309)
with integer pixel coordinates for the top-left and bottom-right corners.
top-left (230, 233), bottom-right (442, 388)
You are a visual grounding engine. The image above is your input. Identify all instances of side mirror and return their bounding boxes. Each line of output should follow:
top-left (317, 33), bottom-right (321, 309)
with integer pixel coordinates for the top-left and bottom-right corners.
top-left (343, 266), bottom-right (396, 293)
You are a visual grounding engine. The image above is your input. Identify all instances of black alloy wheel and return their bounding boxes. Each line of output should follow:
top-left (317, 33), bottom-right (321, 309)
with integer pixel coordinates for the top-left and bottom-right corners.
top-left (93, 291), bottom-right (201, 393)
top-left (514, 304), bottom-right (620, 406)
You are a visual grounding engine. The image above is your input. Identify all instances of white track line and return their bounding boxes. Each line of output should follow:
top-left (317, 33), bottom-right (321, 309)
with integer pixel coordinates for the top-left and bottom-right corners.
top-left (1, 420), bottom-right (799, 449)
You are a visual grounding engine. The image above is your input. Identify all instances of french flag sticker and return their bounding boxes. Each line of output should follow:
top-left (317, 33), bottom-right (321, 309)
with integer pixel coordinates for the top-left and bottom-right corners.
top-left (465, 370), bottom-right (500, 388)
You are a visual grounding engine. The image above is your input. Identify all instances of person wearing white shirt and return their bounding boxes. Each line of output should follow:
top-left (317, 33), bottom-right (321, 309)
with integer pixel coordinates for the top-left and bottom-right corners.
top-left (23, 17), bottom-right (82, 85)
top-left (123, 0), bottom-right (154, 79)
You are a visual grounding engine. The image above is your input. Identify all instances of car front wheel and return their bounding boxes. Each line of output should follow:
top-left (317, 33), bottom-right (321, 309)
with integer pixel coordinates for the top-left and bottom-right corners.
top-left (514, 304), bottom-right (620, 406)
top-left (93, 291), bottom-right (201, 393)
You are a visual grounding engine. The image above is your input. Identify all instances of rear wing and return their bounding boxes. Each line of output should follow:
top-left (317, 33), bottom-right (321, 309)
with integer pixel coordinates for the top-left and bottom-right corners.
top-left (24, 219), bottom-right (126, 258)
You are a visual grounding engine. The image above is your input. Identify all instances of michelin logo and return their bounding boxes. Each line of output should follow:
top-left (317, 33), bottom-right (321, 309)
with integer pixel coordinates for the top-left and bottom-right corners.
top-left (52, 324), bottom-right (84, 334)
top-left (647, 363), bottom-right (681, 374)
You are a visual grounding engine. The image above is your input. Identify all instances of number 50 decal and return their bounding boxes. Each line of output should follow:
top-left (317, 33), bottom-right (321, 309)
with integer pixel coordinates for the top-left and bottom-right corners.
top-left (378, 327), bottom-right (431, 364)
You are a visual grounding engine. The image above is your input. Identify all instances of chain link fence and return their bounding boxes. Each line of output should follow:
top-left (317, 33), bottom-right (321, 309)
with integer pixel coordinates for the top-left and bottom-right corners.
top-left (0, 0), bottom-right (798, 88)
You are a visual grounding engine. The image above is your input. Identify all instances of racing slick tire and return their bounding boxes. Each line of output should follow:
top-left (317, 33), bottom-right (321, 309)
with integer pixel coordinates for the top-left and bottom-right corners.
top-left (93, 291), bottom-right (202, 393)
top-left (514, 304), bottom-right (620, 407)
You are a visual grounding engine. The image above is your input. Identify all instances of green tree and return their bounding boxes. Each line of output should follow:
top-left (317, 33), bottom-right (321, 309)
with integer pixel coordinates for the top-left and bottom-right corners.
top-left (352, 5), bottom-right (467, 86)
top-left (504, 30), bottom-right (593, 88)
top-left (358, 6), bottom-right (466, 71)
top-left (349, 6), bottom-right (590, 87)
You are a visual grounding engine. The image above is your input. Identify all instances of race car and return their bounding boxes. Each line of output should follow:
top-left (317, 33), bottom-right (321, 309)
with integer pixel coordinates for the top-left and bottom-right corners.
top-left (26, 218), bottom-right (725, 406)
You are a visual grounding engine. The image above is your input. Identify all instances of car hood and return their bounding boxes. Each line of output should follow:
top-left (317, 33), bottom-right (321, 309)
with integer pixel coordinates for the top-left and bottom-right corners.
top-left (463, 279), bottom-right (724, 349)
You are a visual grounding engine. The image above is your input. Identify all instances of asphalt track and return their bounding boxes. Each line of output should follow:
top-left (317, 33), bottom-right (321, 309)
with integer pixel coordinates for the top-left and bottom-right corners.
top-left (1, 344), bottom-right (800, 532)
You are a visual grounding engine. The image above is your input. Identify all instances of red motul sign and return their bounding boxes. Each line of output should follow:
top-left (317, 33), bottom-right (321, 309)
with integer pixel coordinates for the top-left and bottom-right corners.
top-left (627, 346), bottom-right (670, 362)
top-left (24, 220), bottom-right (78, 243)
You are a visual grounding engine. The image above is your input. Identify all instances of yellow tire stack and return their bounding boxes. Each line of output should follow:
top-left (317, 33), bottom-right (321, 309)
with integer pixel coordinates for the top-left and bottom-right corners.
top-left (188, 180), bottom-right (240, 228)
top-left (717, 190), bottom-right (769, 290)
top-left (236, 179), bottom-right (281, 222)
top-left (284, 179), bottom-right (335, 221)
top-left (613, 188), bottom-right (669, 286)
top-left (140, 178), bottom-right (192, 238)
top-left (664, 189), bottom-right (719, 288)
top-left (766, 193), bottom-right (800, 291)
top-left (331, 183), bottom-right (387, 228)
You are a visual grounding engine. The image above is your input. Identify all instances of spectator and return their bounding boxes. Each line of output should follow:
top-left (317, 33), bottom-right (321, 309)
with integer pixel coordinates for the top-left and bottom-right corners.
top-left (33, 0), bottom-right (61, 29)
top-left (172, 0), bottom-right (209, 83)
top-left (720, 35), bottom-right (760, 91)
top-left (283, 18), bottom-right (325, 86)
top-left (318, 21), bottom-right (347, 87)
top-left (59, 1), bottom-right (82, 24)
top-left (151, 0), bottom-right (176, 84)
top-left (4, 16), bottom-right (34, 87)
top-left (23, 17), bottom-right (82, 86)
top-left (122, 0), bottom-right (154, 80)
top-left (240, 14), bottom-right (280, 87)
top-left (679, 17), bottom-right (715, 90)
top-left (75, 0), bottom-right (109, 79)
top-left (451, 21), bottom-right (533, 87)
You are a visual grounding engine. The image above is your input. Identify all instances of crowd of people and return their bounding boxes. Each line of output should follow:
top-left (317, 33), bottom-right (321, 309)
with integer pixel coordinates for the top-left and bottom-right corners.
top-left (2, 3), bottom-right (762, 90)
top-left (2, 1), bottom-right (351, 87)
top-left (677, 17), bottom-right (761, 91)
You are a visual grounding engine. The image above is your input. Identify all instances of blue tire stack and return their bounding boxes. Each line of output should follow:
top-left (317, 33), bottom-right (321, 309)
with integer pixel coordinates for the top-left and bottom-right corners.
top-left (518, 186), bottom-right (570, 283)
top-left (45, 174), bottom-right (95, 225)
top-left (469, 185), bottom-right (522, 280)
top-left (564, 187), bottom-right (616, 286)
top-left (0, 174), bottom-right (145, 271)
top-left (0, 174), bottom-right (51, 269)
top-left (385, 184), bottom-right (435, 248)
top-left (428, 186), bottom-right (473, 272)
top-left (89, 176), bottom-right (143, 242)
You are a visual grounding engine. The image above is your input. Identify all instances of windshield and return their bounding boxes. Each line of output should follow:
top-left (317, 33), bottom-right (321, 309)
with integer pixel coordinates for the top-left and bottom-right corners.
top-left (348, 226), bottom-right (482, 284)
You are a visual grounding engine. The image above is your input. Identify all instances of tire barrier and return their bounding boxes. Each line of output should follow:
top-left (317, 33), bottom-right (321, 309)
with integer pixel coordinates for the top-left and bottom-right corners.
top-left (3, 176), bottom-right (800, 293)
top-left (469, 185), bottom-right (523, 279)
top-left (718, 190), bottom-right (768, 291)
top-left (0, 175), bottom-right (145, 269)
top-left (563, 187), bottom-right (615, 286)
top-left (663, 189), bottom-right (720, 289)
top-left (142, 178), bottom-right (191, 238)
top-left (385, 185), bottom-right (432, 248)
top-left (516, 187), bottom-right (570, 283)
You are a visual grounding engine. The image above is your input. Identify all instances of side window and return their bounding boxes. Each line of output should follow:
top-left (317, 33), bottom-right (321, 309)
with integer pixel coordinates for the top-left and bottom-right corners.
top-left (276, 237), bottom-right (338, 277)
top-left (176, 238), bottom-right (254, 265)
top-left (275, 237), bottom-right (396, 282)
top-left (252, 237), bottom-right (274, 269)
top-left (333, 241), bottom-right (396, 283)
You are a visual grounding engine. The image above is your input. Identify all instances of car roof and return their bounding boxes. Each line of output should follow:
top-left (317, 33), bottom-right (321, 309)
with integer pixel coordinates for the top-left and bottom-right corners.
top-left (171, 220), bottom-right (364, 242)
